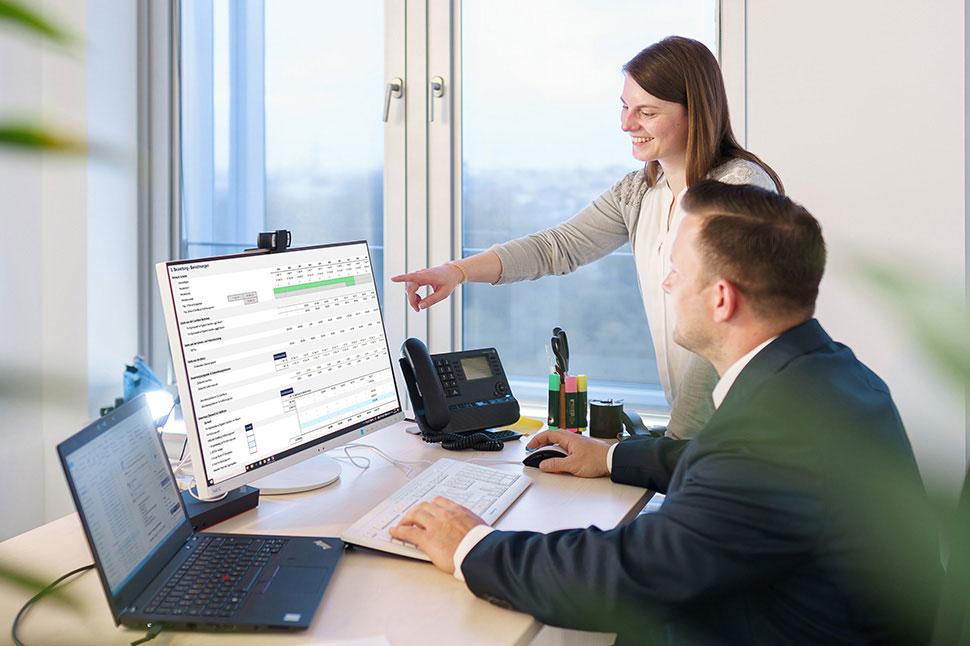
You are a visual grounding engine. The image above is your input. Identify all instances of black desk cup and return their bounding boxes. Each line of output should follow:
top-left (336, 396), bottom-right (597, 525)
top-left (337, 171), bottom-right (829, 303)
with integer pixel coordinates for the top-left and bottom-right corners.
top-left (589, 399), bottom-right (624, 439)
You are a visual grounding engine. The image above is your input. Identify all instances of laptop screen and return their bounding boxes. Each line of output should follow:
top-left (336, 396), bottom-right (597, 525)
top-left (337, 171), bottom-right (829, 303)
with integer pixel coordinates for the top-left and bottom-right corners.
top-left (61, 399), bottom-right (186, 595)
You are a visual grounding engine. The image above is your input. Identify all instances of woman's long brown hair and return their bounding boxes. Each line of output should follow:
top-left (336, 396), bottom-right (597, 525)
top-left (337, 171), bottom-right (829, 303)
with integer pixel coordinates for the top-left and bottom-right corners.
top-left (623, 36), bottom-right (784, 194)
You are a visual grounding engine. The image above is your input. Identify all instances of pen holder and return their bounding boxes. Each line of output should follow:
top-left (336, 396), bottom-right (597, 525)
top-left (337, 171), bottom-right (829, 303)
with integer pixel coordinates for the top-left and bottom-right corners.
top-left (548, 374), bottom-right (587, 432)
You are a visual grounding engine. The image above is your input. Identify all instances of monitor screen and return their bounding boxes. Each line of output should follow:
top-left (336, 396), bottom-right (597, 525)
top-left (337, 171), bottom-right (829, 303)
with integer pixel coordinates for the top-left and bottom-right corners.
top-left (156, 241), bottom-right (403, 498)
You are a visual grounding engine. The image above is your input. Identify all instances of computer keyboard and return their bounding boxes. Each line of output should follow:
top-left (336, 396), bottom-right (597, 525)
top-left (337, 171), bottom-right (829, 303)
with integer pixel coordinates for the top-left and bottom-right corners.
top-left (145, 535), bottom-right (287, 618)
top-left (341, 457), bottom-right (531, 561)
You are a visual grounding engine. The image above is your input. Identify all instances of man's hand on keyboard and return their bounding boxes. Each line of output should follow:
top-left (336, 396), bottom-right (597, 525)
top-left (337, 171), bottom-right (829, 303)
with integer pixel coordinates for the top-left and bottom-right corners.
top-left (389, 496), bottom-right (486, 573)
top-left (526, 430), bottom-right (611, 478)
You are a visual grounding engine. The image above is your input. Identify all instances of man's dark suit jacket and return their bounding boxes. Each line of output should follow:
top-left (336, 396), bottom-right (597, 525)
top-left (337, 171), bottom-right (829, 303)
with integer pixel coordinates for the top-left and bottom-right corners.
top-left (462, 319), bottom-right (941, 645)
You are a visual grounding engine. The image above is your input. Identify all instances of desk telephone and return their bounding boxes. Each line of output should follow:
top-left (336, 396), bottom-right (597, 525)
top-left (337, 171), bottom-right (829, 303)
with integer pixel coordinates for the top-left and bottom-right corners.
top-left (400, 338), bottom-right (520, 450)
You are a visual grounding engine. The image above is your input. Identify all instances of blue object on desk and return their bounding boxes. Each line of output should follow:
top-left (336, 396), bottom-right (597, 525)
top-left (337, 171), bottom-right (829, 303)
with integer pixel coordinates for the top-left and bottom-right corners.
top-left (123, 355), bottom-right (164, 402)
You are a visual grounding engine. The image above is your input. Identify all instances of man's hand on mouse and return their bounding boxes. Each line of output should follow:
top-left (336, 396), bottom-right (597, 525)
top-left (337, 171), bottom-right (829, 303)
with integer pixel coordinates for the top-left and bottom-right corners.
top-left (389, 496), bottom-right (486, 573)
top-left (526, 430), bottom-right (611, 478)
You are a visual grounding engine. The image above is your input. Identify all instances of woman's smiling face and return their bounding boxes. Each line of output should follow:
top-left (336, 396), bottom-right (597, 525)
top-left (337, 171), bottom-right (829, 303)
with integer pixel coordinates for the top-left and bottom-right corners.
top-left (620, 73), bottom-right (689, 166)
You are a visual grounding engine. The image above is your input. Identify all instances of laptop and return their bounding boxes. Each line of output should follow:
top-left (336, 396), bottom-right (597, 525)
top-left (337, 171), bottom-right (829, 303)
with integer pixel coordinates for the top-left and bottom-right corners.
top-left (57, 395), bottom-right (343, 631)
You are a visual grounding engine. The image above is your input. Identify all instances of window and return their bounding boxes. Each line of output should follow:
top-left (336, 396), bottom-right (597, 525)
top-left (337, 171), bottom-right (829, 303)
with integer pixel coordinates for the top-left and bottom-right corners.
top-left (166, 1), bottom-right (722, 411)
top-left (459, 1), bottom-right (716, 407)
top-left (179, 0), bottom-right (389, 297)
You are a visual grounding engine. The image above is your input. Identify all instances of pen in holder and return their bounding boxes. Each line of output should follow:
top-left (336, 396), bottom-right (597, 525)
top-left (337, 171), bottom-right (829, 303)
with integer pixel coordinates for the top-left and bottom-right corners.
top-left (547, 328), bottom-right (586, 433)
top-left (547, 371), bottom-right (588, 433)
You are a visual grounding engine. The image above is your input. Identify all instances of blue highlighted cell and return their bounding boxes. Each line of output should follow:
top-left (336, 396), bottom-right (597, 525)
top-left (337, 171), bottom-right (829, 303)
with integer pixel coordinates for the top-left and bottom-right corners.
top-left (299, 395), bottom-right (396, 430)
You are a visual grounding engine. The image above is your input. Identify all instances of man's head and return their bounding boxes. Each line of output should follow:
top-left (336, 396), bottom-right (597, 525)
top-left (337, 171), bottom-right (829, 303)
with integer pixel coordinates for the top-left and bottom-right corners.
top-left (663, 180), bottom-right (826, 362)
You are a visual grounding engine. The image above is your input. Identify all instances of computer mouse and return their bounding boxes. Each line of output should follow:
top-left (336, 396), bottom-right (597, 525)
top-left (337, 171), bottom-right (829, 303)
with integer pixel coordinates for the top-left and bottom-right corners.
top-left (522, 444), bottom-right (568, 468)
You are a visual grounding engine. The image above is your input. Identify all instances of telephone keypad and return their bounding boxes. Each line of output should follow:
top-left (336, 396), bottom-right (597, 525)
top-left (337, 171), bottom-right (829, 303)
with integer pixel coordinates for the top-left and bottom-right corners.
top-left (430, 350), bottom-right (512, 399)
top-left (436, 363), bottom-right (461, 397)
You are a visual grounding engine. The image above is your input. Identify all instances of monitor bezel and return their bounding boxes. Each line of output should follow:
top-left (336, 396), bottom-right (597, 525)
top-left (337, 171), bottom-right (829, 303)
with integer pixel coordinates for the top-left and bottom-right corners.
top-left (155, 240), bottom-right (404, 499)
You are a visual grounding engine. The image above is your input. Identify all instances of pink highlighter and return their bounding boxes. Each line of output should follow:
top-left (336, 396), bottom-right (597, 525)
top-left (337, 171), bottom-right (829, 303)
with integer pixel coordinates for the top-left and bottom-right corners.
top-left (564, 376), bottom-right (578, 432)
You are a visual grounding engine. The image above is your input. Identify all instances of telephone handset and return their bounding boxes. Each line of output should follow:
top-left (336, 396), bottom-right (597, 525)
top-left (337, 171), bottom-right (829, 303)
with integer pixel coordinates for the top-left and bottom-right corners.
top-left (400, 338), bottom-right (520, 449)
top-left (620, 409), bottom-right (666, 438)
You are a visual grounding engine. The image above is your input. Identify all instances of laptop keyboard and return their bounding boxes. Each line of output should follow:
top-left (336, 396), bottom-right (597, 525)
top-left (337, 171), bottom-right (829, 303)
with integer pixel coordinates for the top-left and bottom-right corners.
top-left (144, 535), bottom-right (288, 618)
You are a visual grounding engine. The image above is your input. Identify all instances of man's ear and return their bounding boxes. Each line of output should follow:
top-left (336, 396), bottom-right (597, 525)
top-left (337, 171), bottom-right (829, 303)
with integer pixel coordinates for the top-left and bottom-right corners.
top-left (711, 278), bottom-right (739, 323)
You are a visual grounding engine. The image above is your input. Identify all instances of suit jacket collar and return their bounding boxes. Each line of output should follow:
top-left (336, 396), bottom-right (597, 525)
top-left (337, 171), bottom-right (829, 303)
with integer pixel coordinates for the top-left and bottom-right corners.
top-left (717, 318), bottom-right (833, 412)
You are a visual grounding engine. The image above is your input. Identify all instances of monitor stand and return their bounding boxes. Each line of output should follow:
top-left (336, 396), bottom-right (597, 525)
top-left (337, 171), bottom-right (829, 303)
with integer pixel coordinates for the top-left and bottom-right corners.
top-left (250, 454), bottom-right (342, 495)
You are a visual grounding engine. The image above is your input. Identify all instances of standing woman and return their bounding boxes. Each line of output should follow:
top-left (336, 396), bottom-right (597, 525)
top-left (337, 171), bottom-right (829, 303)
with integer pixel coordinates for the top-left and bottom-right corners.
top-left (393, 36), bottom-right (783, 439)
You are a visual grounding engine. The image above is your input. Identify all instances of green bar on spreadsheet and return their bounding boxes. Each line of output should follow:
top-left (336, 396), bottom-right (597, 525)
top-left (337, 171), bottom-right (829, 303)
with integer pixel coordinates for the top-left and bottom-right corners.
top-left (273, 276), bottom-right (356, 294)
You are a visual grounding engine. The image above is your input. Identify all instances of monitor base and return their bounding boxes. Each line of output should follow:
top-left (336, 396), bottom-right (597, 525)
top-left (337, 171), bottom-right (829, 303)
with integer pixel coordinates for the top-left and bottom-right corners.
top-left (251, 454), bottom-right (342, 495)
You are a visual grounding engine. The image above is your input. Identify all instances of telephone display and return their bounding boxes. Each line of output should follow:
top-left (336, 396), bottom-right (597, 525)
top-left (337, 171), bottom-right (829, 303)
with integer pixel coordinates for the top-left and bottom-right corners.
top-left (460, 356), bottom-right (492, 381)
top-left (400, 338), bottom-right (519, 437)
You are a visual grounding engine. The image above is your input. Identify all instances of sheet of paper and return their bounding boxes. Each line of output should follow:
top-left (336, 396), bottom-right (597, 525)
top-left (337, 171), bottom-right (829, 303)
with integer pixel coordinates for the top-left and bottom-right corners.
top-left (298, 637), bottom-right (391, 646)
top-left (496, 416), bottom-right (544, 435)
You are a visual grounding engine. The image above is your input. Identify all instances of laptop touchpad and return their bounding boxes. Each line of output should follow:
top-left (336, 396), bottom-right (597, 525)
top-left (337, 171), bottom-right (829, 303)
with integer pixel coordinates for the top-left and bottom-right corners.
top-left (263, 566), bottom-right (326, 595)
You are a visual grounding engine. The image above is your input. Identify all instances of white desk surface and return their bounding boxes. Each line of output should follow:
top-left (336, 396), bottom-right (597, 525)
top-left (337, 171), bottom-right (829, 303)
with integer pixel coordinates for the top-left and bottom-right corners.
top-left (1, 422), bottom-right (650, 646)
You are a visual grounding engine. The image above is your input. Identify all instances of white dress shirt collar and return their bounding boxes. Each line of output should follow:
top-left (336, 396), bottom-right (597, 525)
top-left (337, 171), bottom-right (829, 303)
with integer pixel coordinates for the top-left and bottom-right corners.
top-left (711, 336), bottom-right (778, 409)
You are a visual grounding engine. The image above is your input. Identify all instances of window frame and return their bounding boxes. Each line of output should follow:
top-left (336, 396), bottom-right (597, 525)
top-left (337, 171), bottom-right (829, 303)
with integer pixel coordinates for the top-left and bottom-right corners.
top-left (141, 0), bottom-right (742, 411)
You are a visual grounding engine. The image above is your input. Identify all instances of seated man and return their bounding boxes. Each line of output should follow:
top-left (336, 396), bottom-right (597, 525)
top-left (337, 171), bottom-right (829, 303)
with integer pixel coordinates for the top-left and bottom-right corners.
top-left (391, 181), bottom-right (941, 645)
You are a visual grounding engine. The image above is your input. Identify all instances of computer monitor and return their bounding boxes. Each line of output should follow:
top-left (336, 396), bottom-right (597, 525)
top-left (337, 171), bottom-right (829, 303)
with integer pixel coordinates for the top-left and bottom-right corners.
top-left (156, 240), bottom-right (404, 499)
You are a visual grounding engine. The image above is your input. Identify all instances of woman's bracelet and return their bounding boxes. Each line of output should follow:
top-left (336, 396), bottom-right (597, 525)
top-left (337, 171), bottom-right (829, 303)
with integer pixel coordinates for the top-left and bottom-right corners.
top-left (447, 260), bottom-right (468, 284)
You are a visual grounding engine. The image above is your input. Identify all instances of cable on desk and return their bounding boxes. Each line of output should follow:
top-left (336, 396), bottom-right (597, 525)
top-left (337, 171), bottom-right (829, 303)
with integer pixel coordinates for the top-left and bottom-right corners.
top-left (331, 443), bottom-right (432, 479)
top-left (130, 622), bottom-right (165, 645)
top-left (169, 446), bottom-right (192, 477)
top-left (11, 563), bottom-right (94, 646)
top-left (184, 481), bottom-right (228, 503)
top-left (152, 395), bottom-right (180, 432)
top-left (155, 396), bottom-right (191, 476)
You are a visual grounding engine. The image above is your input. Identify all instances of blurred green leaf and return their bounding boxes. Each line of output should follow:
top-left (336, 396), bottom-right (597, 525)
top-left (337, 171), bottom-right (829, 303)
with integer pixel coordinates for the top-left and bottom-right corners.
top-left (856, 257), bottom-right (970, 386)
top-left (0, 122), bottom-right (87, 154)
top-left (0, 2), bottom-right (86, 156)
top-left (0, 0), bottom-right (89, 615)
top-left (0, 0), bottom-right (73, 46)
top-left (0, 561), bottom-right (81, 609)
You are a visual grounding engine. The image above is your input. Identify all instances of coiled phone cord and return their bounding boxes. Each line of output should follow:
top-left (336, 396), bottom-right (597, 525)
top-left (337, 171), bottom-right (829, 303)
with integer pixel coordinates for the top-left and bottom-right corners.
top-left (420, 430), bottom-right (505, 451)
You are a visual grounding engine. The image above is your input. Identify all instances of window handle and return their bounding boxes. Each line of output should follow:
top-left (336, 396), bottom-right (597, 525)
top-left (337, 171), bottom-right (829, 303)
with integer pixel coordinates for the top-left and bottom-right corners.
top-left (383, 78), bottom-right (403, 122)
top-left (429, 76), bottom-right (444, 122)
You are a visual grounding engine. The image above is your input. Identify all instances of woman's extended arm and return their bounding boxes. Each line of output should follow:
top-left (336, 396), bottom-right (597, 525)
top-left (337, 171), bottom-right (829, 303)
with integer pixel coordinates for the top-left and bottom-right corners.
top-left (391, 249), bottom-right (503, 312)
top-left (391, 172), bottom-right (644, 312)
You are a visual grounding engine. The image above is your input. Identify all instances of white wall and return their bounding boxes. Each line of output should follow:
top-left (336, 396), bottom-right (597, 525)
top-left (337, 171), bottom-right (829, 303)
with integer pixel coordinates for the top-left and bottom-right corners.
top-left (0, 0), bottom-right (138, 541)
top-left (0, 27), bottom-right (47, 541)
top-left (745, 1), bottom-right (967, 494)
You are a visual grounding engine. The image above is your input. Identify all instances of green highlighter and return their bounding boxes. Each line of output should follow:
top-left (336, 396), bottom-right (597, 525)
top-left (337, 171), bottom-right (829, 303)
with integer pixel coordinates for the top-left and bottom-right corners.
top-left (547, 373), bottom-right (560, 429)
